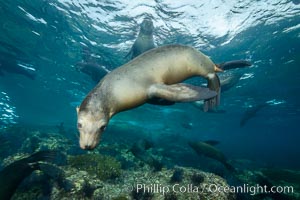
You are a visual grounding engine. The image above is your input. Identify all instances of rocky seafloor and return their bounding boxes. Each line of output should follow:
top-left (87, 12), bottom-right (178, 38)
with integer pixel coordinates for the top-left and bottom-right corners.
top-left (0, 125), bottom-right (299, 200)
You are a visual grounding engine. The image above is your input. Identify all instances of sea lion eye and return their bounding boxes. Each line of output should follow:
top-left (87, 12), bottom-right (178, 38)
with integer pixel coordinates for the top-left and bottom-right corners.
top-left (77, 123), bottom-right (82, 129)
top-left (100, 125), bottom-right (106, 131)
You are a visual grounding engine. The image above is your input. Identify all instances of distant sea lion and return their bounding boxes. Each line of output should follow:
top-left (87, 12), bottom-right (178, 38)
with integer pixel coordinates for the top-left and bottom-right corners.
top-left (0, 54), bottom-right (36, 80)
top-left (188, 141), bottom-right (235, 171)
top-left (76, 47), bottom-right (110, 82)
top-left (126, 17), bottom-right (156, 59)
top-left (219, 72), bottom-right (243, 92)
top-left (76, 62), bottom-right (110, 83)
top-left (216, 60), bottom-right (251, 70)
top-left (77, 44), bottom-right (223, 150)
top-left (240, 102), bottom-right (269, 127)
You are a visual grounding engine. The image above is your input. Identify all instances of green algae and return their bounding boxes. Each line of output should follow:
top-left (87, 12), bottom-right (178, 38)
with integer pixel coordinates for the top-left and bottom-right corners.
top-left (68, 154), bottom-right (121, 181)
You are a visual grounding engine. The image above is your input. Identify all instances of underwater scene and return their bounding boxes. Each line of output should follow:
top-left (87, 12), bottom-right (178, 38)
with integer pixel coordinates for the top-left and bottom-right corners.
top-left (0, 0), bottom-right (300, 199)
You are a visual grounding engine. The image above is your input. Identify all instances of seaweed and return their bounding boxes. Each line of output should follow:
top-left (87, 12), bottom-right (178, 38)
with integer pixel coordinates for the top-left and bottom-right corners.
top-left (170, 168), bottom-right (184, 183)
top-left (131, 187), bottom-right (154, 200)
top-left (151, 158), bottom-right (163, 172)
top-left (68, 154), bottom-right (121, 181)
top-left (190, 173), bottom-right (205, 185)
top-left (81, 180), bottom-right (96, 198)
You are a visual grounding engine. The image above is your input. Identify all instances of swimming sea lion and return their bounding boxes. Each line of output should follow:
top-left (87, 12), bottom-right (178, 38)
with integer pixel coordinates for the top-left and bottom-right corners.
top-left (219, 72), bottom-right (243, 92)
top-left (0, 54), bottom-right (36, 80)
top-left (240, 102), bottom-right (269, 127)
top-left (125, 17), bottom-right (156, 59)
top-left (76, 47), bottom-right (110, 83)
top-left (76, 62), bottom-right (110, 83)
top-left (0, 150), bottom-right (57, 200)
top-left (77, 44), bottom-right (222, 150)
top-left (216, 60), bottom-right (251, 70)
top-left (188, 141), bottom-right (235, 171)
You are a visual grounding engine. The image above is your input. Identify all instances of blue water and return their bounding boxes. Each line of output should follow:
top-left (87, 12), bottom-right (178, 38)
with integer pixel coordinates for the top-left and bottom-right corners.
top-left (1, 0), bottom-right (300, 173)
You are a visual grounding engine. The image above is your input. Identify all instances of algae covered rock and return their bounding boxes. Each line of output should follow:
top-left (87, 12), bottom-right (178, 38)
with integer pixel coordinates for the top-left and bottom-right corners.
top-left (68, 154), bottom-right (122, 181)
top-left (90, 166), bottom-right (236, 200)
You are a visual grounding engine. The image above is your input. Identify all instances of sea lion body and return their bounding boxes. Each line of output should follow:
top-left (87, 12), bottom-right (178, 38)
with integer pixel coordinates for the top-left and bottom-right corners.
top-left (77, 44), bottom-right (221, 150)
top-left (188, 141), bottom-right (235, 171)
top-left (76, 62), bottom-right (110, 83)
top-left (126, 18), bottom-right (156, 59)
top-left (240, 102), bottom-right (269, 127)
top-left (0, 54), bottom-right (36, 80)
top-left (0, 151), bottom-right (57, 199)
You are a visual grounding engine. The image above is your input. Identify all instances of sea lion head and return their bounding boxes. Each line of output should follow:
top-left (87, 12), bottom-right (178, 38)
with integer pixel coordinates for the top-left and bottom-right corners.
top-left (77, 107), bottom-right (108, 150)
top-left (140, 18), bottom-right (154, 35)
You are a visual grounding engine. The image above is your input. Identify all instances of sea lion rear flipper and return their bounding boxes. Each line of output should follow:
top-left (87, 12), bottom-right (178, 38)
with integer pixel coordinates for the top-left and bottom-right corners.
top-left (148, 83), bottom-right (217, 102)
top-left (204, 74), bottom-right (221, 112)
top-left (216, 60), bottom-right (252, 70)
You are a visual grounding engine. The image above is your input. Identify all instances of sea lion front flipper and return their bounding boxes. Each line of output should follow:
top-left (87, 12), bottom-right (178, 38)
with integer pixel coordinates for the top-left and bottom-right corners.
top-left (216, 60), bottom-right (252, 70)
top-left (148, 83), bottom-right (217, 102)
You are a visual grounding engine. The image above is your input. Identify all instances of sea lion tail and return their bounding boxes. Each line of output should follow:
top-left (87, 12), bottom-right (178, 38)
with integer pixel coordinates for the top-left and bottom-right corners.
top-left (204, 74), bottom-right (221, 112)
